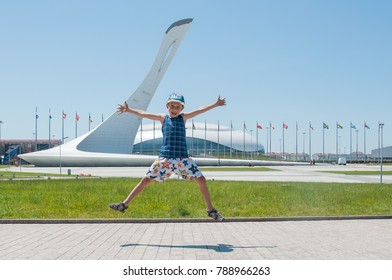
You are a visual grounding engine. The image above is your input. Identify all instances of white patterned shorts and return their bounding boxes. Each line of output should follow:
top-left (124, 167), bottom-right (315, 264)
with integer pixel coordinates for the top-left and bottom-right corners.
top-left (145, 158), bottom-right (203, 183)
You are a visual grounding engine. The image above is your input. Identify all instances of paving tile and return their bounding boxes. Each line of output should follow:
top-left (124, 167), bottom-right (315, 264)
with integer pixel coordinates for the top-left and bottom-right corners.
top-left (0, 219), bottom-right (392, 260)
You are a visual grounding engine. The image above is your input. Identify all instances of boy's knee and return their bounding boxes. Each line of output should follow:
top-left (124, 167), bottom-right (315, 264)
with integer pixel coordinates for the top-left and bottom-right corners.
top-left (142, 177), bottom-right (154, 185)
top-left (195, 175), bottom-right (206, 183)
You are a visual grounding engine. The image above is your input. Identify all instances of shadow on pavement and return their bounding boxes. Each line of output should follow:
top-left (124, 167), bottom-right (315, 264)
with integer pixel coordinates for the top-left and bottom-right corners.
top-left (120, 243), bottom-right (276, 253)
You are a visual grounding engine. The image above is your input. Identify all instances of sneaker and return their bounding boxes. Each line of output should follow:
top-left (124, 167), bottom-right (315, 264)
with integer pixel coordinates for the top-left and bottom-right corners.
top-left (207, 208), bottom-right (225, 222)
top-left (109, 202), bottom-right (128, 213)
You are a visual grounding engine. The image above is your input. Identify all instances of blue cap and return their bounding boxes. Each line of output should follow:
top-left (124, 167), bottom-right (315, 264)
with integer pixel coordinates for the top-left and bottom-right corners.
top-left (167, 93), bottom-right (185, 106)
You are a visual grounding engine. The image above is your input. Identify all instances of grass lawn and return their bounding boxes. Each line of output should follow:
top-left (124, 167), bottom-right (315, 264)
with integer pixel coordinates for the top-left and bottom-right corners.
top-left (1, 178), bottom-right (391, 219)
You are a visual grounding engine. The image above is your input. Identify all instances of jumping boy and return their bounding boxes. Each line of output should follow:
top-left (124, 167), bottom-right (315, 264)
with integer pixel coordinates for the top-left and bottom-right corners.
top-left (109, 93), bottom-right (226, 221)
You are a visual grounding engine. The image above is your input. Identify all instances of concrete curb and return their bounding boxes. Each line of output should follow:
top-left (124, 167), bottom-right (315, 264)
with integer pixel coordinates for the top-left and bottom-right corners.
top-left (1, 215), bottom-right (392, 224)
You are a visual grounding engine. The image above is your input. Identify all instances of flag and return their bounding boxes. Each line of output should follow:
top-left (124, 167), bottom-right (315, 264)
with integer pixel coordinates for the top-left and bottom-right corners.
top-left (323, 122), bottom-right (329, 129)
top-left (283, 123), bottom-right (288, 129)
top-left (49, 110), bottom-right (52, 120)
top-left (244, 122), bottom-right (247, 130)
top-left (270, 123), bottom-right (275, 129)
top-left (257, 124), bottom-right (262, 129)
top-left (89, 115), bottom-right (93, 123)
top-left (36, 113), bottom-right (39, 119)
top-left (337, 123), bottom-right (343, 129)
top-left (309, 123), bottom-right (313, 130)
top-left (350, 123), bottom-right (356, 129)
top-left (63, 112), bottom-right (67, 119)
top-left (192, 123), bottom-right (196, 130)
top-left (364, 122), bottom-right (370, 129)
top-left (76, 113), bottom-right (80, 121)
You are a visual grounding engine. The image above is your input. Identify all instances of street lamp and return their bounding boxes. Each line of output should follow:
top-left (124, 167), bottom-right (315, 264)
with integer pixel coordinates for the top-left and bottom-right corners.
top-left (59, 136), bottom-right (69, 175)
top-left (302, 132), bottom-right (306, 160)
top-left (355, 129), bottom-right (359, 161)
top-left (379, 122), bottom-right (384, 184)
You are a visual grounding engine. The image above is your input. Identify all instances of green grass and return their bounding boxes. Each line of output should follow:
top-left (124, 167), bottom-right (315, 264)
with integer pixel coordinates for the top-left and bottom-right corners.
top-left (322, 171), bottom-right (392, 175)
top-left (0, 166), bottom-right (275, 179)
top-left (1, 178), bottom-right (391, 219)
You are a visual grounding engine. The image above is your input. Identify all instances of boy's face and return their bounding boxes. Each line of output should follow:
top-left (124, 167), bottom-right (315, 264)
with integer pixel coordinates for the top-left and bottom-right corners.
top-left (166, 101), bottom-right (184, 118)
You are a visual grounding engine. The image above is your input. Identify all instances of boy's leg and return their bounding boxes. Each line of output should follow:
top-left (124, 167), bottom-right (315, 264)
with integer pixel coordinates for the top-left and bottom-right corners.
top-left (109, 176), bottom-right (154, 212)
top-left (193, 175), bottom-right (214, 211)
top-left (120, 158), bottom-right (168, 206)
top-left (177, 158), bottom-right (215, 211)
top-left (194, 176), bottom-right (224, 221)
top-left (123, 176), bottom-right (154, 205)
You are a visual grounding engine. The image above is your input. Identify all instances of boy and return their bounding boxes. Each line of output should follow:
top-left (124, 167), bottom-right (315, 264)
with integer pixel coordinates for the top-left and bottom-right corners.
top-left (109, 93), bottom-right (226, 221)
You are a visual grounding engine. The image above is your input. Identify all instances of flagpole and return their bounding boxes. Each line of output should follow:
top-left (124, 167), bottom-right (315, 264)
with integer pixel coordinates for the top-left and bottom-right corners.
top-left (217, 120), bottom-right (220, 160)
top-left (336, 122), bottom-right (339, 163)
top-left (266, 127), bottom-right (269, 157)
top-left (256, 121), bottom-right (258, 157)
top-left (230, 121), bottom-right (233, 159)
top-left (309, 122), bottom-right (312, 162)
top-left (140, 121), bottom-right (143, 154)
top-left (62, 110), bottom-right (64, 144)
top-left (48, 108), bottom-right (51, 148)
top-left (269, 122), bottom-right (272, 157)
top-left (190, 120), bottom-right (193, 156)
top-left (75, 112), bottom-right (78, 138)
top-left (378, 122), bottom-right (380, 163)
top-left (153, 121), bottom-right (156, 155)
top-left (243, 121), bottom-right (246, 159)
top-left (364, 122), bottom-right (367, 162)
top-left (364, 122), bottom-right (366, 160)
top-left (350, 121), bottom-right (352, 159)
top-left (35, 107), bottom-right (38, 151)
top-left (295, 122), bottom-right (298, 162)
top-left (323, 123), bottom-right (325, 162)
top-left (282, 122), bottom-right (285, 161)
top-left (204, 120), bottom-right (207, 158)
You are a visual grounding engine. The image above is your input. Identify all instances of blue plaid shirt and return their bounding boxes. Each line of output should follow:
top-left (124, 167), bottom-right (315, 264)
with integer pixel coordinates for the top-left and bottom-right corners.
top-left (159, 114), bottom-right (189, 158)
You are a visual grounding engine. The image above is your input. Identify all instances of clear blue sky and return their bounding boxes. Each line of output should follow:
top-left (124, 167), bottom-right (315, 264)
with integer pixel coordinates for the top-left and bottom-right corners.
top-left (1, 0), bottom-right (391, 155)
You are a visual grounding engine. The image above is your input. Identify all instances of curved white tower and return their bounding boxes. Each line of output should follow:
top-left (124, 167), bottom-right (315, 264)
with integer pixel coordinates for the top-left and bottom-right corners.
top-left (20, 18), bottom-right (193, 167)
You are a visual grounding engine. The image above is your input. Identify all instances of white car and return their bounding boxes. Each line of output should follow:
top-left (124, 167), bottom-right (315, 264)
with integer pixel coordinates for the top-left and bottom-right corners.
top-left (338, 157), bottom-right (347, 165)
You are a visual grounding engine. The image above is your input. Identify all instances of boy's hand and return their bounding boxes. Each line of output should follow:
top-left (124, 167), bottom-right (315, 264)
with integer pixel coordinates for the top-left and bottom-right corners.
top-left (117, 101), bottom-right (129, 114)
top-left (216, 96), bottom-right (226, 107)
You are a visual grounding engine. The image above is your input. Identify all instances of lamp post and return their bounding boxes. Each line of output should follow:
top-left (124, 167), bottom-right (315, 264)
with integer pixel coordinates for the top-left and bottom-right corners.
top-left (355, 129), bottom-right (359, 162)
top-left (250, 129), bottom-right (253, 160)
top-left (379, 122), bottom-right (384, 184)
top-left (60, 136), bottom-right (69, 175)
top-left (266, 127), bottom-right (269, 157)
top-left (302, 132), bottom-right (306, 160)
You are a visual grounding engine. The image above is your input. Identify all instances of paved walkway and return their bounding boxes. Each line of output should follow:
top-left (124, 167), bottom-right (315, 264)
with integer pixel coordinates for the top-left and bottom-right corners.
top-left (1, 219), bottom-right (391, 260)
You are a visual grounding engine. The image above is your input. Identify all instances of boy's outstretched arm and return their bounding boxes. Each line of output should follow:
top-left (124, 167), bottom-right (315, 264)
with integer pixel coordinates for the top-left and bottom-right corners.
top-left (117, 101), bottom-right (165, 123)
top-left (183, 96), bottom-right (226, 122)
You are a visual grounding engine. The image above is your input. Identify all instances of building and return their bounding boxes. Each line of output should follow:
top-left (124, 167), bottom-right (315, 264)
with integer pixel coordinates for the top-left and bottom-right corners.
top-left (371, 146), bottom-right (392, 159)
top-left (132, 122), bottom-right (264, 157)
top-left (0, 139), bottom-right (61, 164)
